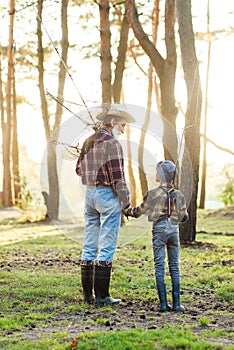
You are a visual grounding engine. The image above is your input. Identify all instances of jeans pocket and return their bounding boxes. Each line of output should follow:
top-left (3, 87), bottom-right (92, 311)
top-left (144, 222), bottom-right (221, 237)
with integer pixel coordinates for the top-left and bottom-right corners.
top-left (97, 187), bottom-right (121, 213)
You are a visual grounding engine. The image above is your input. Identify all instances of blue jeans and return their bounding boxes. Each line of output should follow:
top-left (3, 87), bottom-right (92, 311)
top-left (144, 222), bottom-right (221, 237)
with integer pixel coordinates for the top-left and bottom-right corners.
top-left (152, 219), bottom-right (180, 286)
top-left (81, 186), bottom-right (121, 262)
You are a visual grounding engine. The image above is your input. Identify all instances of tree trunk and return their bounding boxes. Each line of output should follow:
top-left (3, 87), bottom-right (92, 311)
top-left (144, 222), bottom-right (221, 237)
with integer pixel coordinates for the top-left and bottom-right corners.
top-left (199, 0), bottom-right (211, 209)
top-left (160, 0), bottom-right (178, 161)
top-left (138, 0), bottom-right (160, 197)
top-left (138, 64), bottom-right (152, 198)
top-left (44, 140), bottom-right (59, 220)
top-left (152, 0), bottom-right (161, 114)
top-left (126, 125), bottom-right (136, 206)
top-left (0, 45), bottom-right (6, 205)
top-left (37, 0), bottom-right (50, 140)
top-left (12, 65), bottom-right (21, 203)
top-left (49, 0), bottom-right (69, 220)
top-left (125, 0), bottom-right (178, 162)
top-left (37, 0), bottom-right (52, 217)
top-left (0, 46), bottom-right (4, 128)
top-left (112, 9), bottom-right (129, 102)
top-left (176, 0), bottom-right (202, 242)
top-left (3, 0), bottom-right (15, 207)
top-left (54, 0), bottom-right (69, 132)
top-left (99, 0), bottom-right (112, 103)
top-left (111, 7), bottom-right (136, 213)
top-left (37, 0), bottom-right (69, 220)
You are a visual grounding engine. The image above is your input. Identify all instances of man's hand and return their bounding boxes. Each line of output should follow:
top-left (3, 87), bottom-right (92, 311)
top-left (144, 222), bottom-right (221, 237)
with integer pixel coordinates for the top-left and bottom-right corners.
top-left (122, 207), bottom-right (130, 217)
top-left (122, 207), bottom-right (136, 218)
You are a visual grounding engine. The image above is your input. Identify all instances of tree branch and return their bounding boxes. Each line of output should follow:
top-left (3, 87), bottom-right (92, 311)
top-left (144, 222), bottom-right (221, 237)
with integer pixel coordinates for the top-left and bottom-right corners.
top-left (125, 0), bottom-right (164, 78)
top-left (200, 134), bottom-right (234, 157)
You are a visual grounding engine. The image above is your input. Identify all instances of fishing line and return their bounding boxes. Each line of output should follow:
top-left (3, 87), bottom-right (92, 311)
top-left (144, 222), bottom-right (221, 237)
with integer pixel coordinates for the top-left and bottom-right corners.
top-left (46, 90), bottom-right (91, 127)
top-left (33, 4), bottom-right (97, 128)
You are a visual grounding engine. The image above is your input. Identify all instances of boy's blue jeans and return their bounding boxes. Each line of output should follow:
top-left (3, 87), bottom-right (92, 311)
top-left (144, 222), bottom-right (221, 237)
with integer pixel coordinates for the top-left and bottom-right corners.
top-left (152, 219), bottom-right (180, 286)
top-left (81, 185), bottom-right (121, 262)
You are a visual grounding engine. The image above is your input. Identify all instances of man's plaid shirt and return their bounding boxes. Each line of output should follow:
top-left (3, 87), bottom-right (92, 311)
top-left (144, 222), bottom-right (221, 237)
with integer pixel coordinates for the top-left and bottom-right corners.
top-left (76, 128), bottom-right (130, 208)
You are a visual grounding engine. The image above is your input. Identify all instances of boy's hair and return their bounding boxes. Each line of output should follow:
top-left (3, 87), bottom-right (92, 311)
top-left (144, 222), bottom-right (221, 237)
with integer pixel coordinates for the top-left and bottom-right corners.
top-left (156, 160), bottom-right (178, 183)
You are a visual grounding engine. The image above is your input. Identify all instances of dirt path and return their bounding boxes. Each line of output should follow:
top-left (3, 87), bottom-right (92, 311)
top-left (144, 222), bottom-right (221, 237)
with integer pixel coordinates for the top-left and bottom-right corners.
top-left (0, 208), bottom-right (61, 245)
top-left (0, 207), bottom-right (23, 219)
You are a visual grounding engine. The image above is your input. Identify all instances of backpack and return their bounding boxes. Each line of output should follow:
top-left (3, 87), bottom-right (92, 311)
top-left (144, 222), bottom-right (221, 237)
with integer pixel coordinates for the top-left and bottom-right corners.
top-left (159, 186), bottom-right (176, 218)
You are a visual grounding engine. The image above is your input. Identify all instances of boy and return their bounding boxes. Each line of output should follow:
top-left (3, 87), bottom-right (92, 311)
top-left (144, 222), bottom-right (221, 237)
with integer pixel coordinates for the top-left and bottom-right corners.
top-left (123, 160), bottom-right (188, 312)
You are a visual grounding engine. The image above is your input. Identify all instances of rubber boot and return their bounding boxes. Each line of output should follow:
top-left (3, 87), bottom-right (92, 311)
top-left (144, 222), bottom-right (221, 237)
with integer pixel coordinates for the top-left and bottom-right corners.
top-left (172, 284), bottom-right (185, 312)
top-left (94, 264), bottom-right (121, 305)
top-left (157, 283), bottom-right (172, 312)
top-left (81, 261), bottom-right (94, 303)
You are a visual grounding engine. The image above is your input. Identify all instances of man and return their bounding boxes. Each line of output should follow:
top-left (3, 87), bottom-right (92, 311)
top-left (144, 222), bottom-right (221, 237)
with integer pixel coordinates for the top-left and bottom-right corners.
top-left (76, 109), bottom-right (135, 305)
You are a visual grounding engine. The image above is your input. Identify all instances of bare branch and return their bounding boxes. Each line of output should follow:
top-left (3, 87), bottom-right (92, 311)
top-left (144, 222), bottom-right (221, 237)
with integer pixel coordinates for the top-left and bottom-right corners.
top-left (200, 134), bottom-right (234, 157)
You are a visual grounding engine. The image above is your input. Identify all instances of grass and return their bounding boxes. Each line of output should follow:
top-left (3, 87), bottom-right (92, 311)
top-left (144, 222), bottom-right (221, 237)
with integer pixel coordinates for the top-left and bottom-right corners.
top-left (0, 328), bottom-right (228, 350)
top-left (0, 209), bottom-right (233, 349)
top-left (196, 208), bottom-right (234, 234)
top-left (199, 316), bottom-right (210, 326)
top-left (69, 326), bottom-right (228, 350)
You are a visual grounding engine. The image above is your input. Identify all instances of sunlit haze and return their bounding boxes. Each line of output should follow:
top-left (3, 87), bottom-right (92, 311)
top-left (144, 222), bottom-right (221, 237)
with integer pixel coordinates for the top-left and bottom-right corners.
top-left (0, 0), bottom-right (233, 209)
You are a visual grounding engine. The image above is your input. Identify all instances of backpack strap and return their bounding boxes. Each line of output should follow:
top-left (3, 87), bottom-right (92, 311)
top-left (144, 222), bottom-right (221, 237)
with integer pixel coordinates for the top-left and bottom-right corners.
top-left (159, 186), bottom-right (175, 218)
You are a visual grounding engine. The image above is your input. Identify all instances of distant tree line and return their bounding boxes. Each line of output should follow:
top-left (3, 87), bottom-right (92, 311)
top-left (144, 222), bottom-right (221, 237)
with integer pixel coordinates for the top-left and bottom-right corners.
top-left (1, 0), bottom-right (233, 242)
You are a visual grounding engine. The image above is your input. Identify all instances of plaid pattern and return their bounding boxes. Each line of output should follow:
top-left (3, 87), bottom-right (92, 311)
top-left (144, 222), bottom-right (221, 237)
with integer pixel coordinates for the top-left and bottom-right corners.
top-left (128, 184), bottom-right (188, 223)
top-left (76, 128), bottom-right (130, 208)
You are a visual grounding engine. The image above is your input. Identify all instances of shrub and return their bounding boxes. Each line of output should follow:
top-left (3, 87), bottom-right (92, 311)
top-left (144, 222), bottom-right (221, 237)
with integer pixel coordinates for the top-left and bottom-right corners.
top-left (219, 165), bottom-right (234, 206)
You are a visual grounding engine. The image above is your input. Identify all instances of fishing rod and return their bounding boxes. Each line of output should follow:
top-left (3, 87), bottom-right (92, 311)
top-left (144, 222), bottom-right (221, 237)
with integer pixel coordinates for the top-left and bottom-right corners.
top-left (34, 4), bottom-right (97, 129)
top-left (51, 139), bottom-right (82, 160)
top-left (46, 90), bottom-right (92, 127)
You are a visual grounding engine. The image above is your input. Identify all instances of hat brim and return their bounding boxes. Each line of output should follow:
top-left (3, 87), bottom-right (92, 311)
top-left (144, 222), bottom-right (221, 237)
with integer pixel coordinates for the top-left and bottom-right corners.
top-left (96, 110), bottom-right (135, 123)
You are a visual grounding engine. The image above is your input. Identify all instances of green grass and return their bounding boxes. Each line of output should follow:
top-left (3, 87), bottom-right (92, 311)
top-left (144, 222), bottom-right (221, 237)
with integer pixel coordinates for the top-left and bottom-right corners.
top-left (196, 209), bottom-right (234, 234)
top-left (68, 326), bottom-right (228, 350)
top-left (0, 327), bottom-right (229, 350)
top-left (199, 316), bottom-right (210, 326)
top-left (0, 331), bottom-right (71, 350)
top-left (0, 209), bottom-right (233, 349)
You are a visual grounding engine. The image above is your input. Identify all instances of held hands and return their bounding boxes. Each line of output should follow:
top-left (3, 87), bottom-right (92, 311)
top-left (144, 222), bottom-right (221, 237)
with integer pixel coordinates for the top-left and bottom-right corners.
top-left (122, 207), bottom-right (136, 218)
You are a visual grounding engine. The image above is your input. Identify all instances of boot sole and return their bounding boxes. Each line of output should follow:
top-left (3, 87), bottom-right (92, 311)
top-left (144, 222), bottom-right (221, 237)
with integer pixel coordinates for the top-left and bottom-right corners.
top-left (95, 298), bottom-right (121, 305)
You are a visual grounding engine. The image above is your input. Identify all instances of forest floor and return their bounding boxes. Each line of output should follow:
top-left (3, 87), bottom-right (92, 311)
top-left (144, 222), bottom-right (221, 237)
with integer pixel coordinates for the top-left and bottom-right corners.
top-left (0, 207), bottom-right (233, 349)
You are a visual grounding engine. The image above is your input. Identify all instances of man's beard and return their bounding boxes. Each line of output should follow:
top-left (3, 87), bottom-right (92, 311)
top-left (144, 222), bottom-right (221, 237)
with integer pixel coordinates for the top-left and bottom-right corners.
top-left (112, 125), bottom-right (121, 139)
